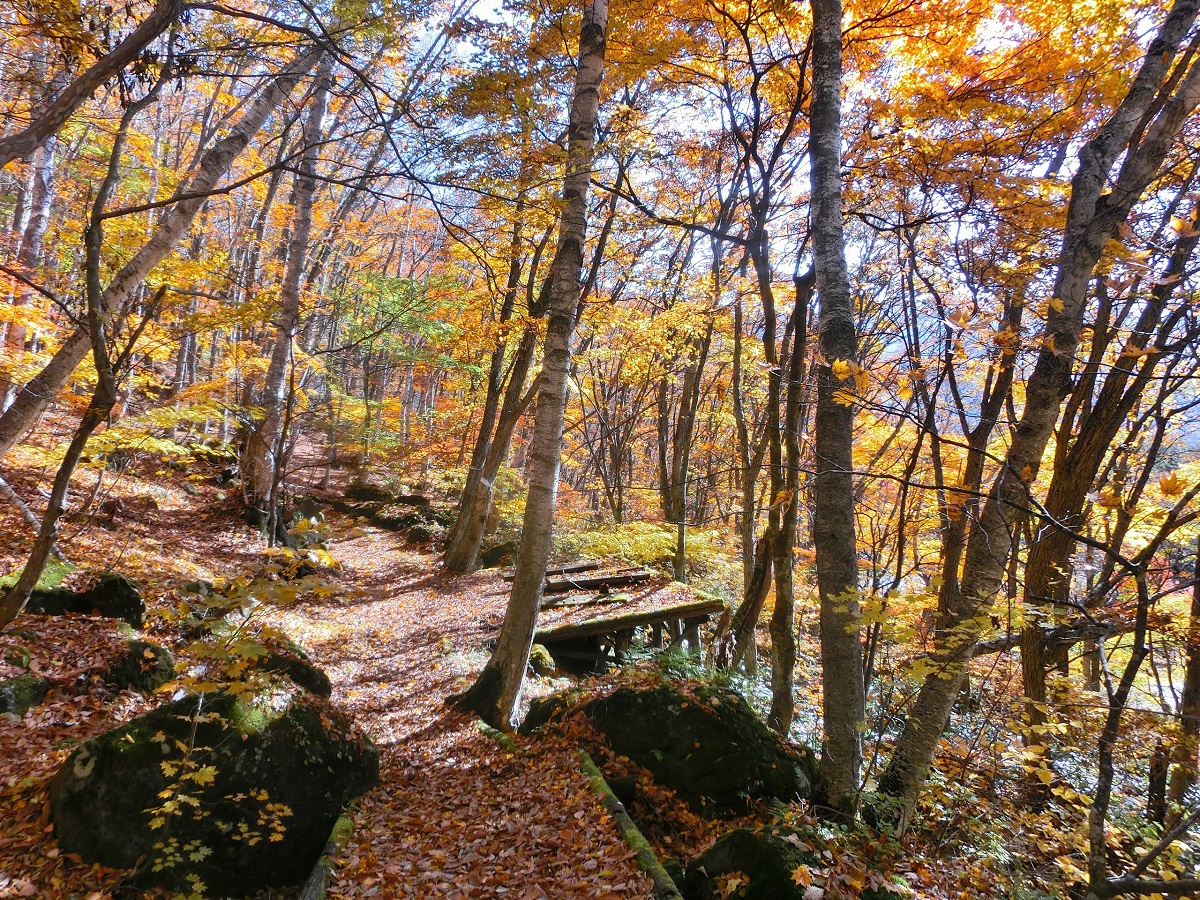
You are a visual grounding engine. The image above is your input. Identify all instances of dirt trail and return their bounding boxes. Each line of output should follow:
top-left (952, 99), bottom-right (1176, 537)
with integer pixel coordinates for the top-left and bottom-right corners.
top-left (264, 522), bottom-right (654, 899)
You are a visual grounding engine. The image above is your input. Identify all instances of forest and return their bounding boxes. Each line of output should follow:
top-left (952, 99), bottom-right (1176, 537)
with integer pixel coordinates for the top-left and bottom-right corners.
top-left (2, 0), bottom-right (1200, 897)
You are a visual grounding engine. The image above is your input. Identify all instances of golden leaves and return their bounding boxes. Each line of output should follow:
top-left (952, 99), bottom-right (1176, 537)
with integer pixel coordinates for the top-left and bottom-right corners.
top-left (830, 357), bottom-right (868, 404)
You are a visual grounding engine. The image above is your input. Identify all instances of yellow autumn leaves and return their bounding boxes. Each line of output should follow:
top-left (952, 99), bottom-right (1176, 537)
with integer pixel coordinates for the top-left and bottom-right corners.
top-left (830, 357), bottom-right (868, 406)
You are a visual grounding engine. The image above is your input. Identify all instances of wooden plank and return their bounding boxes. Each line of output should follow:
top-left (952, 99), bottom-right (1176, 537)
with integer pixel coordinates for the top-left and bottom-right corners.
top-left (535, 598), bottom-right (726, 644)
top-left (502, 560), bottom-right (603, 582)
top-left (540, 592), bottom-right (630, 611)
top-left (544, 567), bottom-right (654, 594)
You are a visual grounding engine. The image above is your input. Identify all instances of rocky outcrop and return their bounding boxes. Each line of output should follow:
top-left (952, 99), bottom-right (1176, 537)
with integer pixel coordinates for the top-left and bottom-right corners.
top-left (103, 640), bottom-right (175, 692)
top-left (0, 673), bottom-right (51, 716)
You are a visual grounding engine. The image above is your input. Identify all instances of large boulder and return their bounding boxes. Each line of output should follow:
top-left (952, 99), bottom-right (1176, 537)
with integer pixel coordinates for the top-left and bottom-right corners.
top-left (0, 673), bottom-right (51, 716)
top-left (50, 690), bottom-right (378, 895)
top-left (684, 828), bottom-right (819, 900)
top-left (27, 572), bottom-right (145, 628)
top-left (103, 640), bottom-right (175, 693)
top-left (523, 683), bottom-right (817, 817)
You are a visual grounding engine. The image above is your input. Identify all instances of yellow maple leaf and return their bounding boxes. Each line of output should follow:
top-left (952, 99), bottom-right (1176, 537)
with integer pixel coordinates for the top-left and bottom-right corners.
top-left (1159, 472), bottom-right (1185, 496)
top-left (831, 358), bottom-right (853, 381)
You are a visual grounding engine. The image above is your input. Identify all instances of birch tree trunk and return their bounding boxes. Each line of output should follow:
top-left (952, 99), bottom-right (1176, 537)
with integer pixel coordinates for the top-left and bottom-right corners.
top-left (245, 56), bottom-right (330, 512)
top-left (451, 0), bottom-right (609, 729)
top-left (809, 0), bottom-right (864, 818)
top-left (0, 48), bottom-right (320, 460)
top-left (878, 0), bottom-right (1200, 832)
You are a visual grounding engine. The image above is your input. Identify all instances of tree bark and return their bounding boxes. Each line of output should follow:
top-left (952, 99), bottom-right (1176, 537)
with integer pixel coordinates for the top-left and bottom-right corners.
top-left (449, 0), bottom-right (608, 729)
top-left (809, 0), bottom-right (864, 818)
top-left (0, 136), bottom-right (56, 412)
top-left (878, 0), bottom-right (1200, 833)
top-left (1166, 536), bottom-right (1200, 825)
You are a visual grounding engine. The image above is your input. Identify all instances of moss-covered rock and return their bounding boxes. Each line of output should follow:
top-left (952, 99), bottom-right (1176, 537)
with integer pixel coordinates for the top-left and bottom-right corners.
top-left (479, 540), bottom-right (518, 568)
top-left (684, 827), bottom-right (902, 900)
top-left (27, 572), bottom-right (145, 628)
top-left (523, 683), bottom-right (817, 818)
top-left (104, 640), bottom-right (175, 692)
top-left (683, 828), bottom-right (820, 900)
top-left (261, 648), bottom-right (332, 697)
top-left (0, 673), bottom-right (51, 716)
top-left (528, 643), bottom-right (556, 677)
top-left (50, 690), bottom-right (378, 895)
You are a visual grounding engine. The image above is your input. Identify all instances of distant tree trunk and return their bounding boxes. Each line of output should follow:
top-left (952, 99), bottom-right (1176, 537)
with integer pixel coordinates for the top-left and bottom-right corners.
top-left (450, 0), bottom-right (608, 729)
top-left (1021, 213), bottom-right (1200, 726)
top-left (442, 193), bottom-right (541, 572)
top-left (879, 0), bottom-right (1200, 833)
top-left (810, 0), bottom-right (863, 818)
top-left (446, 322), bottom-right (541, 570)
top-left (1166, 536), bottom-right (1200, 826)
top-left (0, 136), bottom-right (56, 412)
top-left (245, 57), bottom-right (330, 513)
top-left (722, 531), bottom-right (771, 670)
top-left (0, 47), bottom-right (320, 461)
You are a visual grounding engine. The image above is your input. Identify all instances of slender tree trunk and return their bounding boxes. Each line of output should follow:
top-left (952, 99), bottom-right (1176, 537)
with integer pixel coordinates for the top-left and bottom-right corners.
top-left (879, 0), bottom-right (1200, 832)
top-left (768, 277), bottom-right (810, 734)
top-left (246, 57), bottom-right (330, 509)
top-left (1022, 219), bottom-right (1199, 725)
top-left (1166, 536), bottom-right (1200, 825)
top-left (445, 322), bottom-right (540, 570)
top-left (810, 0), bottom-right (864, 818)
top-left (450, 0), bottom-right (608, 729)
top-left (443, 188), bottom-right (533, 572)
top-left (0, 47), bottom-right (320, 460)
top-left (0, 82), bottom-right (165, 628)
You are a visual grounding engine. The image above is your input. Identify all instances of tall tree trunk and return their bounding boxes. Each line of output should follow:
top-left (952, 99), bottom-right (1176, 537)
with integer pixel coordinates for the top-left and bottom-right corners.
top-left (450, 0), bottom-right (608, 729)
top-left (0, 81), bottom-right (165, 628)
top-left (0, 47), bottom-right (320, 461)
top-left (768, 274), bottom-right (810, 734)
top-left (245, 57), bottom-right (330, 513)
top-left (810, 0), bottom-right (864, 818)
top-left (879, 0), bottom-right (1200, 833)
top-left (1166, 536), bottom-right (1200, 825)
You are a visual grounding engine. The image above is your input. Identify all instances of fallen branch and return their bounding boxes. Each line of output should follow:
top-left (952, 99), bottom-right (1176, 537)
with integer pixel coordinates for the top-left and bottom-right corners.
top-left (299, 813), bottom-right (355, 900)
top-left (0, 473), bottom-right (68, 564)
top-left (578, 749), bottom-right (682, 900)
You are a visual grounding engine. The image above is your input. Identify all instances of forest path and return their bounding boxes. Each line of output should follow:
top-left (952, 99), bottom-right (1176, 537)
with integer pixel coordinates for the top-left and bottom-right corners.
top-left (264, 520), bottom-right (654, 899)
